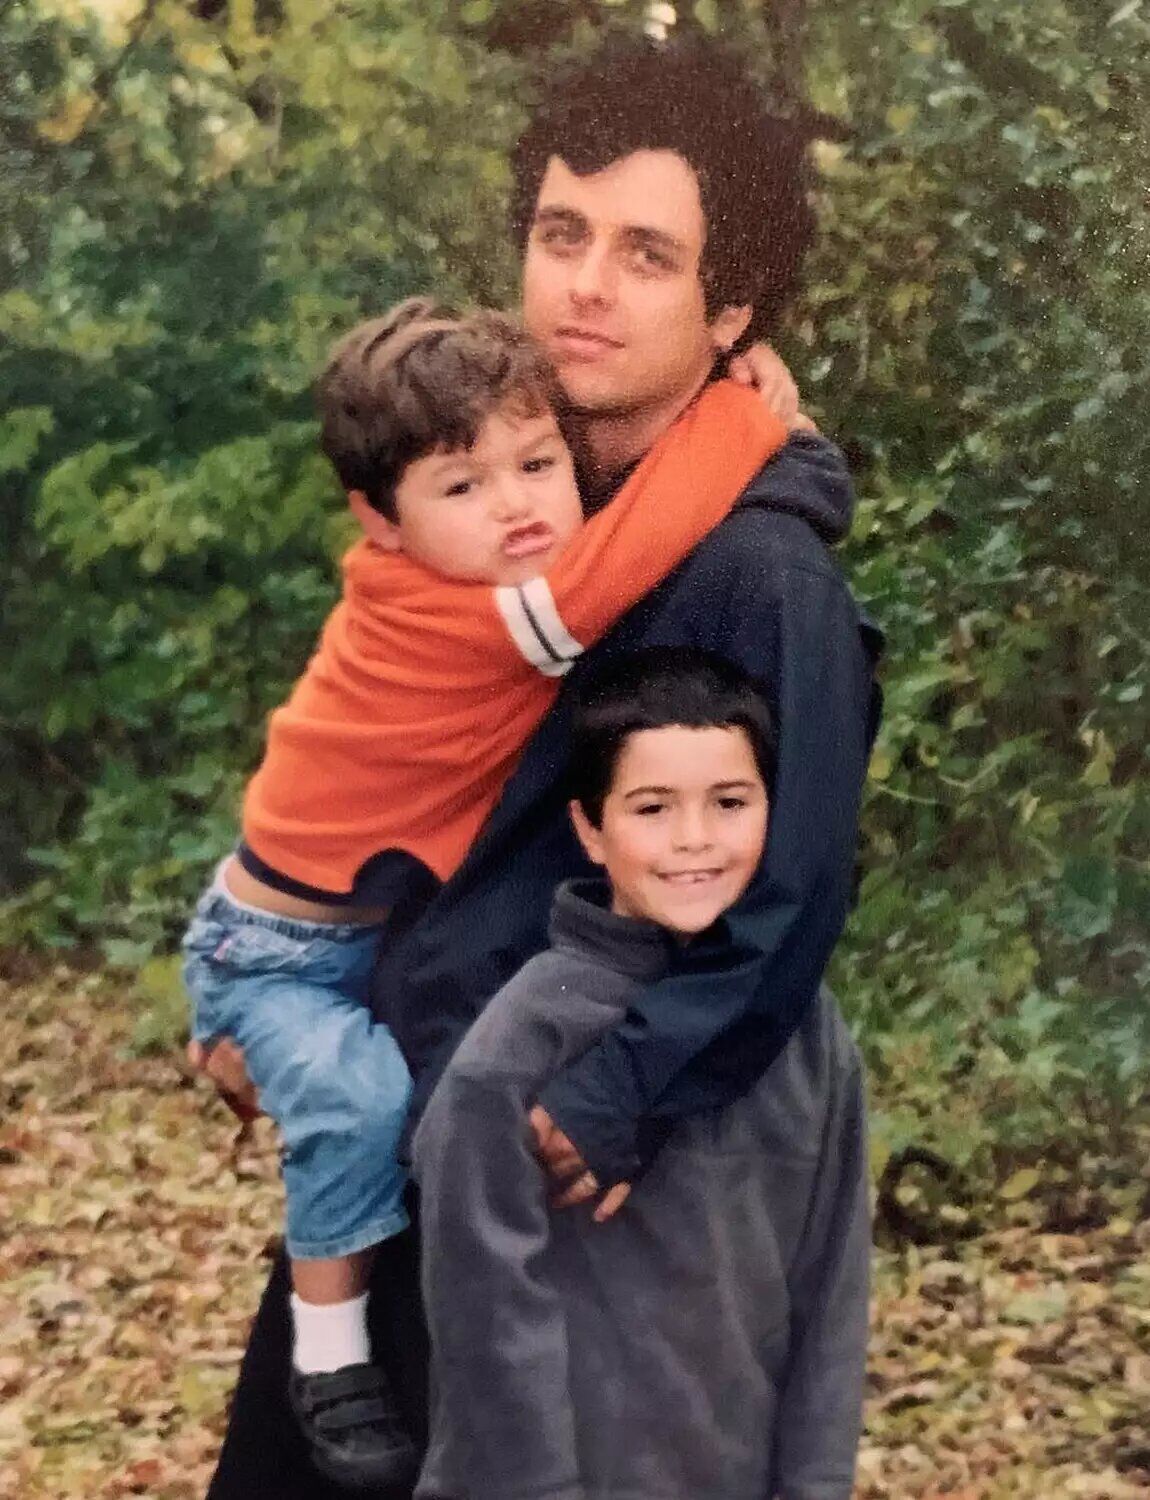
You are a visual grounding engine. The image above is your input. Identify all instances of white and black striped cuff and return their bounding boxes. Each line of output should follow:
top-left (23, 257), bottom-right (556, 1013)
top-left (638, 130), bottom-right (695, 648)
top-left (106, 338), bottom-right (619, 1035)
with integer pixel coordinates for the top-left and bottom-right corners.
top-left (494, 578), bottom-right (584, 678)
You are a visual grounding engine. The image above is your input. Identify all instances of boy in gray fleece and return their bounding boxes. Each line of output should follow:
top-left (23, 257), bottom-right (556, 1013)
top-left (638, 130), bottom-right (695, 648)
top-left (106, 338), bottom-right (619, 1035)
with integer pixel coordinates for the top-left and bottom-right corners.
top-left (414, 647), bottom-right (870, 1500)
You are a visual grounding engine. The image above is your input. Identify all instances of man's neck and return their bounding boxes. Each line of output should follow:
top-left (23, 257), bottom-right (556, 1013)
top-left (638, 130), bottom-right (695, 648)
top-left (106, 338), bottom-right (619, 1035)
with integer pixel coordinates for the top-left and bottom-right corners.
top-left (566, 370), bottom-right (712, 492)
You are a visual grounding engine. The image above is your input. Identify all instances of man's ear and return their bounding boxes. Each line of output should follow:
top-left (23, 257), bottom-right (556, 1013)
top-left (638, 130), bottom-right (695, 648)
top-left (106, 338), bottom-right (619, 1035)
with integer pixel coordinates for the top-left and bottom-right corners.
top-left (347, 489), bottom-right (403, 552)
top-left (568, 798), bottom-right (606, 867)
top-left (710, 303), bottom-right (752, 355)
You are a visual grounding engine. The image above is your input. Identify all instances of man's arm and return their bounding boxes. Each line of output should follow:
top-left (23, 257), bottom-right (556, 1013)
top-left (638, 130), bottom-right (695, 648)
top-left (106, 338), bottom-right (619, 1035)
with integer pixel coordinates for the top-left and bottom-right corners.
top-left (537, 513), bottom-right (881, 1187)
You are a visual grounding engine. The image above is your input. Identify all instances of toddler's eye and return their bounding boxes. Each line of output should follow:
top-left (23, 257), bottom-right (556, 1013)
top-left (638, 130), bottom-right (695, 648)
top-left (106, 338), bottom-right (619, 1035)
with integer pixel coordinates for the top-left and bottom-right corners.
top-left (522, 455), bottom-right (555, 475)
top-left (444, 480), bottom-right (474, 497)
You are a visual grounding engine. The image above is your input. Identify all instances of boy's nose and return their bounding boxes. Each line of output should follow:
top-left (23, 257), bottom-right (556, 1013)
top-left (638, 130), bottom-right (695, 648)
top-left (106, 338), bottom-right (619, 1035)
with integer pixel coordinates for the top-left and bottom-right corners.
top-left (671, 808), bottom-right (712, 852)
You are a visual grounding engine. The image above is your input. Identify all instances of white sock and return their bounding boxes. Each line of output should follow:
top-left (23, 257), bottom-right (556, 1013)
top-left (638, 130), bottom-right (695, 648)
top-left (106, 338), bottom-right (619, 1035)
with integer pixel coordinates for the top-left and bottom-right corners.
top-left (291, 1291), bottom-right (371, 1375)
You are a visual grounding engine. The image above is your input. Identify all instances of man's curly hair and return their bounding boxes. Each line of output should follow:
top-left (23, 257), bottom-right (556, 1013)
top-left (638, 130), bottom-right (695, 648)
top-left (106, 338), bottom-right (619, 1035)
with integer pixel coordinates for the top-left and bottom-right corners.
top-left (510, 34), bottom-right (814, 346)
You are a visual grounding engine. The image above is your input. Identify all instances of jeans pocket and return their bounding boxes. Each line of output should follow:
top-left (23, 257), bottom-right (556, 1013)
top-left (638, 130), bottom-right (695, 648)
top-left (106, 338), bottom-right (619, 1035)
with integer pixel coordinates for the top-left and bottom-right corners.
top-left (208, 922), bottom-right (319, 975)
top-left (181, 915), bottom-right (227, 959)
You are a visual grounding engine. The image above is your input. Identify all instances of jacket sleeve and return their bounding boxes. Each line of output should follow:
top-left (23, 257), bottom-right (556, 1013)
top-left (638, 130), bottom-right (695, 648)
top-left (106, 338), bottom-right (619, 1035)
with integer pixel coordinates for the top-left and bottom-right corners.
top-left (772, 1040), bottom-right (870, 1500)
top-left (536, 526), bottom-right (879, 1186)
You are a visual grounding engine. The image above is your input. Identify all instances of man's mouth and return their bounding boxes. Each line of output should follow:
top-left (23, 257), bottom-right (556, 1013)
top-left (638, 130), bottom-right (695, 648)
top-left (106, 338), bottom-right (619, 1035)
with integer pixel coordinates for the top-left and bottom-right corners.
top-left (551, 326), bottom-right (624, 360)
top-left (502, 522), bottom-right (556, 560)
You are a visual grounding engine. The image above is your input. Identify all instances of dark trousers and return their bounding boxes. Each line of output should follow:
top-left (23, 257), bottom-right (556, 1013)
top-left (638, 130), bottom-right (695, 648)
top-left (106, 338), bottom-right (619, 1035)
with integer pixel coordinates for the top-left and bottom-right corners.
top-left (206, 1212), bottom-right (429, 1499)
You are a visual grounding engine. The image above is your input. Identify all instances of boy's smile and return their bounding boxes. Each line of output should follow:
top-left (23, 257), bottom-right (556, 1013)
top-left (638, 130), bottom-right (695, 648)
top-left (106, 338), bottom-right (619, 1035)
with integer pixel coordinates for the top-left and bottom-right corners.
top-left (366, 404), bottom-right (583, 587)
top-left (570, 723), bottom-right (769, 936)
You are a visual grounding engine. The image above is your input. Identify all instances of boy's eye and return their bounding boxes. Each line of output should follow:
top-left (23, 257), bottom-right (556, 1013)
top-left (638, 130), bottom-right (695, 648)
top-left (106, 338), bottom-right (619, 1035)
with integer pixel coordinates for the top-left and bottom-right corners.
top-left (522, 455), bottom-right (556, 475)
top-left (443, 479), bottom-right (474, 498)
top-left (633, 802), bottom-right (666, 817)
top-left (716, 796), bottom-right (748, 811)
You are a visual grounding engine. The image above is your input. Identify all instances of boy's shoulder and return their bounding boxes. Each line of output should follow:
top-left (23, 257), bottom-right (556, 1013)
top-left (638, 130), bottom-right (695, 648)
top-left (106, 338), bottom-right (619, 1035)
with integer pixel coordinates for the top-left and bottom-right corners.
top-left (796, 984), bottom-right (864, 1087)
top-left (501, 940), bottom-right (633, 1004)
top-left (701, 987), bottom-right (861, 1162)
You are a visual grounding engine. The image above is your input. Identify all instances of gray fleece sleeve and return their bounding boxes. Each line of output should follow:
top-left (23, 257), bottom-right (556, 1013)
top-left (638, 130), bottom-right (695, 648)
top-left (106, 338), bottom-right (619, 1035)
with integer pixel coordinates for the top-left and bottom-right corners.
top-left (411, 955), bottom-right (615, 1500)
top-left (772, 1041), bottom-right (871, 1500)
top-left (413, 1070), bottom-right (582, 1500)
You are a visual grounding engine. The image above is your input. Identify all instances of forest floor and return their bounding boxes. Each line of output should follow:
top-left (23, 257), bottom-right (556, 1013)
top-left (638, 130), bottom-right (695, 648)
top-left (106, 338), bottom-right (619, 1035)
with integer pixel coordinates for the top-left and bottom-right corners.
top-left (2, 965), bottom-right (1149, 1499)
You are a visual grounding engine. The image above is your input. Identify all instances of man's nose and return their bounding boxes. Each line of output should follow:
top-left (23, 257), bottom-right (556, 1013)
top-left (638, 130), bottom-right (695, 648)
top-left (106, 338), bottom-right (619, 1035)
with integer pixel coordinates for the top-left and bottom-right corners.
top-left (569, 241), bottom-right (615, 305)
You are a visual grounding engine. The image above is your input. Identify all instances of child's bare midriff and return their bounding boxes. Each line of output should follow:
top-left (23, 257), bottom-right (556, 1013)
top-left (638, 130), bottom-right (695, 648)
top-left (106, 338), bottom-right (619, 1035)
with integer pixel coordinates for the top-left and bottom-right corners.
top-left (221, 854), bottom-right (388, 926)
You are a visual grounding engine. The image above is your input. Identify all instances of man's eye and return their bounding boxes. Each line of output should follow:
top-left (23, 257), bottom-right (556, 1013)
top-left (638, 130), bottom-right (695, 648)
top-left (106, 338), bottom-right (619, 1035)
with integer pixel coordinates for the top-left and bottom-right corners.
top-left (634, 802), bottom-right (665, 817)
top-left (631, 246), bottom-right (674, 274)
top-left (717, 796), bottom-right (748, 811)
top-left (535, 223), bottom-right (581, 251)
top-left (443, 480), bottom-right (474, 497)
top-left (522, 455), bottom-right (555, 475)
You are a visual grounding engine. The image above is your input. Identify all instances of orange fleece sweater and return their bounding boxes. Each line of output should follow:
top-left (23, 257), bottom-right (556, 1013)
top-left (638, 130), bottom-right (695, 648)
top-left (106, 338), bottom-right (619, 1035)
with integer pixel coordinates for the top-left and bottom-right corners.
top-left (242, 381), bottom-right (786, 896)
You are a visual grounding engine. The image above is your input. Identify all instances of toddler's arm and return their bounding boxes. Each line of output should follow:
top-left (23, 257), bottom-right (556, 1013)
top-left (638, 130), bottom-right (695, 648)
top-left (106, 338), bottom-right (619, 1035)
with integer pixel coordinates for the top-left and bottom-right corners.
top-left (493, 381), bottom-right (786, 673)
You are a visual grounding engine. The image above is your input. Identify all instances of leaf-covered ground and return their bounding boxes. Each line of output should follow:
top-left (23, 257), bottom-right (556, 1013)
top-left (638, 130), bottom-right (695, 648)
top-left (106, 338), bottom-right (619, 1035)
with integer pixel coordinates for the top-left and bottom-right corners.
top-left (2, 967), bottom-right (1149, 1499)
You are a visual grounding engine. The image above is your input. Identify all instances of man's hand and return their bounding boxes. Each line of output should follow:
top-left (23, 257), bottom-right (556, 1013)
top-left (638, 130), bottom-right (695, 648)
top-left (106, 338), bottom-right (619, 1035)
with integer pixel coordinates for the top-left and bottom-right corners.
top-left (728, 343), bottom-right (818, 433)
top-left (528, 1106), bottom-right (632, 1223)
top-left (186, 1036), bottom-right (262, 1123)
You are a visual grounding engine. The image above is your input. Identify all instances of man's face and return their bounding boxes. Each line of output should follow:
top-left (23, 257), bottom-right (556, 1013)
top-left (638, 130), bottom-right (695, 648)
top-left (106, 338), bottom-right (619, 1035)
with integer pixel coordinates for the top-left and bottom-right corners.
top-left (521, 150), bottom-right (749, 420)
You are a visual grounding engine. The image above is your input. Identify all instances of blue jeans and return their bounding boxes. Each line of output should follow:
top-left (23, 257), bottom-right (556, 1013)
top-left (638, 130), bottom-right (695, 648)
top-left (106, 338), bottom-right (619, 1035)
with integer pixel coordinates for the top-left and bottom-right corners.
top-left (183, 879), bottom-right (411, 1260)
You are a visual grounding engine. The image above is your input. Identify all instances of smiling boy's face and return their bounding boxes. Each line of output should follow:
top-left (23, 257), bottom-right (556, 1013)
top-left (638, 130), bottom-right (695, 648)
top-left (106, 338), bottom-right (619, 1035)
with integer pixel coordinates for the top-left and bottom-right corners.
top-left (356, 401), bottom-right (583, 586)
top-left (570, 722), bottom-right (769, 936)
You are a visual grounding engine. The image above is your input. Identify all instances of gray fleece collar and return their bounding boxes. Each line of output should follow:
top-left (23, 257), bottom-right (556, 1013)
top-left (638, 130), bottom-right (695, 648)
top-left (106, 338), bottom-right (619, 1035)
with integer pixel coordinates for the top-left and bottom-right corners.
top-left (548, 880), bottom-right (674, 982)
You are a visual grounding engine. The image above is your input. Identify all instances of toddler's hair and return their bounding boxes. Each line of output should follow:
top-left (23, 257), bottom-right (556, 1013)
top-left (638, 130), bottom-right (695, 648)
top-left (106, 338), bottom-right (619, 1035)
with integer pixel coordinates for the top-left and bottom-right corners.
top-left (318, 297), bottom-right (561, 521)
top-left (568, 646), bottom-right (777, 827)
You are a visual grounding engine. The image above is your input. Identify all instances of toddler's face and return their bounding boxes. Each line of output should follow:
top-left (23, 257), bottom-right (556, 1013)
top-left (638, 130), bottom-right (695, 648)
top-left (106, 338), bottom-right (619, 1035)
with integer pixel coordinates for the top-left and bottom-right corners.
top-left (571, 723), bottom-right (769, 936)
top-left (379, 402), bottom-right (582, 586)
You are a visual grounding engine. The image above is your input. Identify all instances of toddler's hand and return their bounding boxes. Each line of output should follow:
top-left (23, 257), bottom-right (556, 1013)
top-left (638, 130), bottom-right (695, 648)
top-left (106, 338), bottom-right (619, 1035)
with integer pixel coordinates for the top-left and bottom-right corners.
top-left (728, 344), bottom-right (818, 433)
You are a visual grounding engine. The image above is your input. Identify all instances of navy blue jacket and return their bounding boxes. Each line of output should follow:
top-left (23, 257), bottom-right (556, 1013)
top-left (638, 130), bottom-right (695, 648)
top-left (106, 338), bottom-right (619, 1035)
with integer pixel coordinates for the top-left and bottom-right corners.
top-left (372, 433), bottom-right (882, 1186)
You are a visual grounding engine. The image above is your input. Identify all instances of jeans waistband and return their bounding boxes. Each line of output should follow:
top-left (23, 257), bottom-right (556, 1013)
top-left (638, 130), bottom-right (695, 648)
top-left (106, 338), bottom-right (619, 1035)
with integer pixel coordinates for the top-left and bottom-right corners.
top-left (198, 860), bottom-right (384, 945)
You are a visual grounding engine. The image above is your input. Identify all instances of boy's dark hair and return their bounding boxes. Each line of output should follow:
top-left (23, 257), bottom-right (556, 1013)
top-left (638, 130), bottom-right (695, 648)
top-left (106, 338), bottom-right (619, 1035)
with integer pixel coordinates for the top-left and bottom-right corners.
top-left (510, 35), bottom-right (814, 346)
top-left (569, 646), bottom-right (777, 827)
top-left (318, 297), bottom-right (561, 521)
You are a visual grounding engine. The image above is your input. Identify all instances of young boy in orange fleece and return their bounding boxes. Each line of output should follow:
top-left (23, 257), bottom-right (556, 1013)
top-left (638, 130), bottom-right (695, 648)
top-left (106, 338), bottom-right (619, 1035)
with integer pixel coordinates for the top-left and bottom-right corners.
top-left (181, 296), bottom-right (790, 1490)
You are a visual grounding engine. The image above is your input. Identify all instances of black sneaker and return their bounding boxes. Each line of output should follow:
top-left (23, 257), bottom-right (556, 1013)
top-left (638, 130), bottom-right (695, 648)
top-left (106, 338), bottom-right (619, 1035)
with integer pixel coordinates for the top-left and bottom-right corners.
top-left (289, 1361), bottom-right (420, 1491)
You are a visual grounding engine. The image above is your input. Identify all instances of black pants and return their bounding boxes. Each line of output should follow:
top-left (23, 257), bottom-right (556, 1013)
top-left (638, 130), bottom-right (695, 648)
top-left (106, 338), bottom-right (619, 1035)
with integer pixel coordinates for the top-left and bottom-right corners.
top-left (206, 1216), bottom-right (429, 1499)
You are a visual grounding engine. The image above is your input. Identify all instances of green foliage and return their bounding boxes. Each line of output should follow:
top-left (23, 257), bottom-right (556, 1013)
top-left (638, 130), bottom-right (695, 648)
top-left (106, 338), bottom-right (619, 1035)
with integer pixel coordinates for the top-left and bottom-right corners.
top-left (832, 472), bottom-right (1150, 1176)
top-left (1, 0), bottom-right (1147, 1181)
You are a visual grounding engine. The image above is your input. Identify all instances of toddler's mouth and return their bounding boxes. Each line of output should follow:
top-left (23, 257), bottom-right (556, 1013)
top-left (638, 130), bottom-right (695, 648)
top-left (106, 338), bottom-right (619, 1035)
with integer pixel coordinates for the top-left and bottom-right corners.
top-left (502, 523), bottom-right (555, 560)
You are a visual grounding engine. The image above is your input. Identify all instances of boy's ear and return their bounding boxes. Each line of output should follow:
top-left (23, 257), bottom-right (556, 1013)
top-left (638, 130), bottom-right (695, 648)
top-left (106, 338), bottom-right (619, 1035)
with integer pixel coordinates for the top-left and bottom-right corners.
top-left (710, 303), bottom-right (752, 355)
top-left (568, 798), bottom-right (606, 867)
top-left (348, 489), bottom-right (403, 552)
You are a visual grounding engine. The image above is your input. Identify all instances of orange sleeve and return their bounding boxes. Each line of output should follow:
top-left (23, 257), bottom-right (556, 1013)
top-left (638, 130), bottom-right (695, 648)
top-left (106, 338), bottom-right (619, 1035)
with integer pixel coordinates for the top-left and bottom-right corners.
top-left (341, 381), bottom-right (787, 683)
top-left (489, 381), bottom-right (786, 674)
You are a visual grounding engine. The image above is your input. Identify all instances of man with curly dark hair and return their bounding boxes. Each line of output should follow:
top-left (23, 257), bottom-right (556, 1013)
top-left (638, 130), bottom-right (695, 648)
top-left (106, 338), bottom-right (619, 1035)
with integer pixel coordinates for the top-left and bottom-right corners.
top-left (201, 31), bottom-right (881, 1500)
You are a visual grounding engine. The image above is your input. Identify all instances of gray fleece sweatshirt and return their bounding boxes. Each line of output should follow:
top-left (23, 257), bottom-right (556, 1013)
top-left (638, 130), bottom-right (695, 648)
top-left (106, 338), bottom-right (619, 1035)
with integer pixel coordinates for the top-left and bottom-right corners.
top-left (413, 881), bottom-right (870, 1500)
